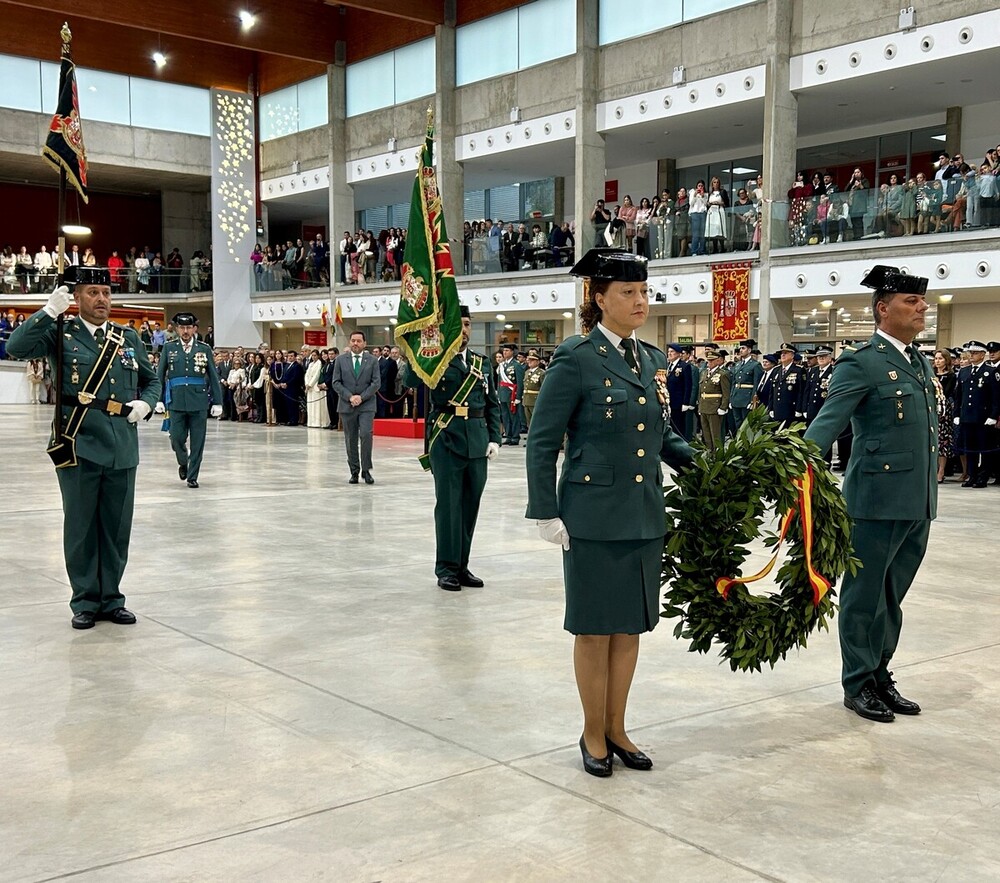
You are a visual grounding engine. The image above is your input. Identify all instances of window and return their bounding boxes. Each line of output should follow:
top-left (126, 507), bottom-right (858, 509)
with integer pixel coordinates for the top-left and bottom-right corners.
top-left (456, 0), bottom-right (575, 86)
top-left (260, 76), bottom-right (328, 141)
top-left (0, 54), bottom-right (44, 112)
top-left (599, 0), bottom-right (754, 45)
top-left (345, 39), bottom-right (434, 118)
top-left (130, 78), bottom-right (210, 136)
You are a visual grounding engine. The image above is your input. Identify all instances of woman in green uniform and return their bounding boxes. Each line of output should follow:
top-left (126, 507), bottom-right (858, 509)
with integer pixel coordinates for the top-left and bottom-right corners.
top-left (525, 249), bottom-right (695, 777)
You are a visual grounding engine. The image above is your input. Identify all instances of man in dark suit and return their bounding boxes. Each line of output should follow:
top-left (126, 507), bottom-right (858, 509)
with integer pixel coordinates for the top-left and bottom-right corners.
top-left (755, 352), bottom-right (777, 413)
top-left (218, 351), bottom-right (235, 420)
top-left (953, 339), bottom-right (999, 487)
top-left (320, 347), bottom-right (340, 429)
top-left (805, 266), bottom-right (936, 722)
top-left (377, 345), bottom-right (398, 418)
top-left (279, 352), bottom-right (305, 426)
top-left (332, 329), bottom-right (381, 483)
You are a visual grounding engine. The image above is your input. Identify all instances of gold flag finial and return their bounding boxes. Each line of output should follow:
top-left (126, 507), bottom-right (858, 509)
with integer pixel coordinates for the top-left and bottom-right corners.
top-left (60, 22), bottom-right (72, 48)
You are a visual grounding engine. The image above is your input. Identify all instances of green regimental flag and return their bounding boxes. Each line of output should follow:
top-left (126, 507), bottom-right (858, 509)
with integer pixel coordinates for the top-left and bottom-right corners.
top-left (393, 113), bottom-right (463, 389)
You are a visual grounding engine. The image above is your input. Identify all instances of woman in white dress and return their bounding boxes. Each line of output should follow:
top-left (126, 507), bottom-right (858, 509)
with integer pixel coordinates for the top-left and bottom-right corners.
top-left (304, 349), bottom-right (326, 428)
top-left (226, 356), bottom-right (249, 422)
top-left (706, 175), bottom-right (730, 254)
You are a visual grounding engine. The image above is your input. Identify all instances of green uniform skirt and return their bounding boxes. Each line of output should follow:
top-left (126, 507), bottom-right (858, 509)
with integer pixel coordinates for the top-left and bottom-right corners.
top-left (562, 536), bottom-right (664, 635)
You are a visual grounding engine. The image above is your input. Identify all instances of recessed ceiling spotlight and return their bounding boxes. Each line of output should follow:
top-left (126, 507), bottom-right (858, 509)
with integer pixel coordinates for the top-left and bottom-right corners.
top-left (496, 314), bottom-right (506, 321)
top-left (562, 311), bottom-right (573, 318)
top-left (938, 294), bottom-right (953, 303)
top-left (152, 51), bottom-right (166, 67)
top-left (239, 10), bottom-right (256, 28)
top-left (820, 299), bottom-right (833, 308)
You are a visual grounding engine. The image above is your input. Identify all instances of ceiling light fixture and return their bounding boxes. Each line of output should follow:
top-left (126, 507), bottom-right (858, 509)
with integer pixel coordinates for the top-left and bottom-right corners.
top-left (62, 224), bottom-right (91, 236)
top-left (938, 294), bottom-right (953, 303)
top-left (239, 10), bottom-right (256, 28)
top-left (274, 321), bottom-right (283, 328)
top-left (562, 311), bottom-right (573, 318)
top-left (152, 51), bottom-right (166, 67)
top-left (496, 313), bottom-right (505, 321)
top-left (820, 299), bottom-right (833, 308)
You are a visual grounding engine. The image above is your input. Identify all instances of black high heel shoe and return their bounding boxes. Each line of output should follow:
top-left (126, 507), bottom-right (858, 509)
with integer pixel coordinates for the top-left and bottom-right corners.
top-left (579, 736), bottom-right (612, 777)
top-left (605, 736), bottom-right (653, 771)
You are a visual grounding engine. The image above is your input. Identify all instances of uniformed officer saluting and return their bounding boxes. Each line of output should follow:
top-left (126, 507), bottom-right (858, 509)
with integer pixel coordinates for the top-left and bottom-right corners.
top-left (526, 248), bottom-right (694, 777)
top-left (804, 265), bottom-right (936, 723)
top-left (154, 312), bottom-right (223, 488)
top-left (8, 268), bottom-right (161, 629)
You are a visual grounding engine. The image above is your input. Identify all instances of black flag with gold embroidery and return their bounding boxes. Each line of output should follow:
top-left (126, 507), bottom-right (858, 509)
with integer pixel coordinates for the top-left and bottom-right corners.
top-left (41, 23), bottom-right (89, 203)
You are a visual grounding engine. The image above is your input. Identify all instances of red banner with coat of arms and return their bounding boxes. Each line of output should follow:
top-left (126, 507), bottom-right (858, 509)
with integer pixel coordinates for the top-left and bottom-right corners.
top-left (711, 262), bottom-right (751, 342)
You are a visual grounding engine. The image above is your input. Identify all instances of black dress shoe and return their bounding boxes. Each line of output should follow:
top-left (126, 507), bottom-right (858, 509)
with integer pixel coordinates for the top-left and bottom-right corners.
top-left (876, 675), bottom-right (921, 715)
top-left (605, 736), bottom-right (653, 770)
top-left (187, 479), bottom-right (199, 488)
top-left (844, 685), bottom-right (895, 722)
top-left (458, 570), bottom-right (484, 587)
top-left (348, 474), bottom-right (359, 484)
top-left (579, 736), bottom-right (612, 777)
top-left (71, 611), bottom-right (96, 630)
top-left (178, 464), bottom-right (188, 480)
top-left (973, 480), bottom-right (989, 488)
top-left (961, 479), bottom-right (975, 487)
top-left (437, 575), bottom-right (462, 591)
top-left (362, 472), bottom-right (375, 485)
top-left (103, 607), bottom-right (137, 625)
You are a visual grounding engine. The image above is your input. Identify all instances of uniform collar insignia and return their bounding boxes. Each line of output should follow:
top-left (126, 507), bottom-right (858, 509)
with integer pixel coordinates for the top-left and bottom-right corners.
top-left (598, 345), bottom-right (608, 354)
top-left (877, 343), bottom-right (887, 350)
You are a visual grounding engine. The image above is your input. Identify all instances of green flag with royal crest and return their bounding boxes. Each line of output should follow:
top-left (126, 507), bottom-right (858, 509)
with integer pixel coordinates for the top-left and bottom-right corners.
top-left (393, 112), bottom-right (463, 389)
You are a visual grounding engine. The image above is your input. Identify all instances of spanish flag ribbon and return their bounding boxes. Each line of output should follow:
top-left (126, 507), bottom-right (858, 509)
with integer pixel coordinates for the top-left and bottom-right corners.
top-left (716, 464), bottom-right (832, 607)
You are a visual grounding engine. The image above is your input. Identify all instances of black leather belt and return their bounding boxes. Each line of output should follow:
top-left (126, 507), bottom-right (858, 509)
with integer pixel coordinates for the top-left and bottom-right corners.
top-left (438, 405), bottom-right (485, 418)
top-left (62, 393), bottom-right (133, 418)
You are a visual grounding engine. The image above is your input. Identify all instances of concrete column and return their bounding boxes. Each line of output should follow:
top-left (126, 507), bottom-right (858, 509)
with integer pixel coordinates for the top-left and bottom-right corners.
top-left (945, 106), bottom-right (962, 159)
top-left (209, 88), bottom-right (263, 347)
top-left (756, 0), bottom-right (797, 352)
top-left (656, 158), bottom-right (676, 196)
top-left (936, 302), bottom-right (952, 348)
top-left (435, 10), bottom-right (464, 250)
top-left (573, 0), bottom-right (604, 331)
top-left (161, 190), bottom-right (211, 286)
top-left (329, 60), bottom-right (354, 287)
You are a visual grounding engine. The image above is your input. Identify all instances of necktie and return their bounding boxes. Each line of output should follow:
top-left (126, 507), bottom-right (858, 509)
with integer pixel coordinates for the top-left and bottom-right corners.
top-left (353, 355), bottom-right (361, 376)
top-left (94, 327), bottom-right (105, 346)
top-left (622, 338), bottom-right (639, 375)
top-left (905, 345), bottom-right (922, 372)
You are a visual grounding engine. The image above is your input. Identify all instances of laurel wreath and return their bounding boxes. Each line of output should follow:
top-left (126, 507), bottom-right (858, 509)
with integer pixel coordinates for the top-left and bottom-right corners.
top-left (661, 409), bottom-right (860, 672)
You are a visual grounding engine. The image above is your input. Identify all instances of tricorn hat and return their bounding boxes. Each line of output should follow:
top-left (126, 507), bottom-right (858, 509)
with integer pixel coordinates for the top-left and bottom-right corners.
top-left (172, 312), bottom-right (198, 326)
top-left (860, 265), bottom-right (928, 295)
top-left (459, 305), bottom-right (471, 319)
top-left (569, 248), bottom-right (648, 282)
top-left (63, 266), bottom-right (111, 287)
top-left (740, 338), bottom-right (757, 349)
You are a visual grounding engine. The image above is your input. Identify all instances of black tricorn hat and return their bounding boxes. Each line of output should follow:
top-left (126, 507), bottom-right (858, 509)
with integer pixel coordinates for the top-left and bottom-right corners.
top-left (860, 265), bottom-right (928, 295)
top-left (740, 338), bottom-right (757, 349)
top-left (459, 305), bottom-right (471, 319)
top-left (63, 266), bottom-right (111, 287)
top-left (172, 312), bottom-right (199, 326)
top-left (569, 248), bottom-right (648, 282)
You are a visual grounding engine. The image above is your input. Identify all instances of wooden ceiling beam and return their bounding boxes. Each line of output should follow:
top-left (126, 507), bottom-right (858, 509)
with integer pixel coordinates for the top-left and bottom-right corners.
top-left (0, 0), bottom-right (343, 64)
top-left (324, 0), bottom-right (444, 26)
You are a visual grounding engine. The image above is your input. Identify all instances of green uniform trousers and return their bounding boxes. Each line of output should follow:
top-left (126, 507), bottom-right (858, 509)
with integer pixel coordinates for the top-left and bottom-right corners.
top-left (840, 518), bottom-right (930, 697)
top-left (430, 442), bottom-right (487, 579)
top-left (56, 458), bottom-right (136, 615)
top-left (699, 412), bottom-right (724, 451)
top-left (169, 409), bottom-right (208, 481)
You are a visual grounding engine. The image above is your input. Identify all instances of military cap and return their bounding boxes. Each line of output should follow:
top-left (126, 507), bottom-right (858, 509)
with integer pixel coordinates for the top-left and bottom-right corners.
top-left (705, 347), bottom-right (724, 360)
top-left (860, 265), bottom-right (929, 295)
top-left (501, 342), bottom-right (516, 352)
top-left (526, 349), bottom-right (540, 360)
top-left (964, 340), bottom-right (987, 352)
top-left (667, 343), bottom-right (684, 353)
top-left (718, 348), bottom-right (730, 358)
top-left (751, 348), bottom-right (761, 355)
top-left (762, 353), bottom-right (777, 366)
top-left (803, 348), bottom-right (817, 358)
top-left (987, 341), bottom-right (1000, 352)
top-left (948, 347), bottom-right (962, 358)
top-left (63, 265), bottom-right (111, 287)
top-left (459, 304), bottom-right (471, 319)
top-left (172, 311), bottom-right (199, 326)
top-left (815, 345), bottom-right (834, 356)
top-left (569, 248), bottom-right (648, 282)
top-left (682, 345), bottom-right (695, 354)
top-left (778, 342), bottom-right (797, 354)
top-left (740, 338), bottom-right (757, 349)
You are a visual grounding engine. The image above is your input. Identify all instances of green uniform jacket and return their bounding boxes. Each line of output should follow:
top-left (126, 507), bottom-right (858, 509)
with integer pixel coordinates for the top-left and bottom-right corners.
top-left (698, 364), bottom-right (732, 412)
top-left (8, 309), bottom-right (161, 469)
top-left (525, 328), bottom-right (695, 541)
top-left (404, 351), bottom-right (502, 457)
top-left (157, 338), bottom-right (223, 411)
top-left (803, 334), bottom-right (938, 521)
top-left (730, 358), bottom-right (764, 408)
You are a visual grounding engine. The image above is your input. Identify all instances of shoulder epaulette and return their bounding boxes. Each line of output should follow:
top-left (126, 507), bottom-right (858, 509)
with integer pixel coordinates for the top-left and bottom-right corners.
top-left (638, 339), bottom-right (664, 356)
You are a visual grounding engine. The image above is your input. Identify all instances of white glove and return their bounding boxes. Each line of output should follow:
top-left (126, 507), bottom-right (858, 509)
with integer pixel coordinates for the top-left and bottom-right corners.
top-left (126, 400), bottom-right (151, 423)
top-left (769, 411), bottom-right (775, 418)
top-left (681, 404), bottom-right (694, 412)
top-left (986, 418), bottom-right (997, 427)
top-left (43, 285), bottom-right (73, 318)
top-left (486, 442), bottom-right (500, 461)
top-left (537, 517), bottom-right (570, 550)
top-left (210, 405), bottom-right (223, 418)
top-left (154, 402), bottom-right (165, 414)
top-left (795, 412), bottom-right (805, 418)
top-left (953, 417), bottom-right (960, 425)
top-left (717, 408), bottom-right (728, 416)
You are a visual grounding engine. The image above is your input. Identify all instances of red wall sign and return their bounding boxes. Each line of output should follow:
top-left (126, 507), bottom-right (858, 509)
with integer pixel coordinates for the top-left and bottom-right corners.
top-left (303, 329), bottom-right (328, 347)
top-left (604, 180), bottom-right (619, 203)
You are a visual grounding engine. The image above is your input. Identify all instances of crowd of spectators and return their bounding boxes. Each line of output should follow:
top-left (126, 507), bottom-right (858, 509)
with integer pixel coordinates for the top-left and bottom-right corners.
top-left (337, 229), bottom-right (406, 285)
top-left (462, 218), bottom-right (575, 274)
top-left (251, 235), bottom-right (331, 291)
top-left (0, 243), bottom-right (211, 294)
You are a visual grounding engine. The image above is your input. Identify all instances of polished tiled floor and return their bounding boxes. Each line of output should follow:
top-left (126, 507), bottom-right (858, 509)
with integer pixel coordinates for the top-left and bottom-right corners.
top-left (2, 404), bottom-right (999, 882)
